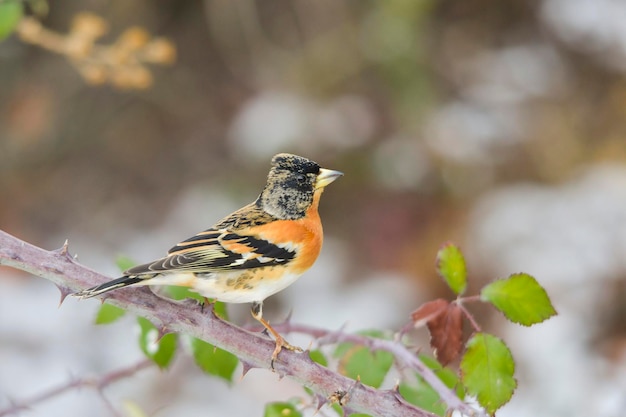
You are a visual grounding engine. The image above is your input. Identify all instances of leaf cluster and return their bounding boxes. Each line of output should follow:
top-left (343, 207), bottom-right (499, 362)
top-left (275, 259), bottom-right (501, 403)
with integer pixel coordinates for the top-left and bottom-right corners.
top-left (406, 243), bottom-right (557, 414)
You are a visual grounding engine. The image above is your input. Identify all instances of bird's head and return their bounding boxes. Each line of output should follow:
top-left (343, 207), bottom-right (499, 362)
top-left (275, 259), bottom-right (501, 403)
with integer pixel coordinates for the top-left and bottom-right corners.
top-left (259, 153), bottom-right (343, 220)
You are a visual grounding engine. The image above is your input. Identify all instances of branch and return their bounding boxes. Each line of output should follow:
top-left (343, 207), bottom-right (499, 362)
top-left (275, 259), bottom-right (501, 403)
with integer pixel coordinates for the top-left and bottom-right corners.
top-left (0, 359), bottom-right (152, 417)
top-left (0, 229), bottom-right (447, 417)
top-left (270, 322), bottom-right (483, 417)
top-left (16, 15), bottom-right (175, 90)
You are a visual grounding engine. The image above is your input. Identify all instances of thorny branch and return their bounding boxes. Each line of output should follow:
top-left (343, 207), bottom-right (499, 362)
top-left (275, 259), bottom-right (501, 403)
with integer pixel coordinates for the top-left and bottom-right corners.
top-left (0, 229), bottom-right (482, 417)
top-left (268, 322), bottom-right (477, 415)
top-left (0, 359), bottom-right (153, 417)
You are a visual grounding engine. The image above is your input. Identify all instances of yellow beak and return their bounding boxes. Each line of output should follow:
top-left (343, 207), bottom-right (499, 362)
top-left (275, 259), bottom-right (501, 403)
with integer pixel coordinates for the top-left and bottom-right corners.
top-left (316, 168), bottom-right (343, 189)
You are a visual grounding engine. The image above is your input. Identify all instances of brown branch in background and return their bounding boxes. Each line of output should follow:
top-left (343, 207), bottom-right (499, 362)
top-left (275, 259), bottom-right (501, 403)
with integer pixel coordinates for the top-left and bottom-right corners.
top-left (0, 229), bottom-right (440, 417)
top-left (0, 359), bottom-right (153, 417)
top-left (16, 13), bottom-right (175, 89)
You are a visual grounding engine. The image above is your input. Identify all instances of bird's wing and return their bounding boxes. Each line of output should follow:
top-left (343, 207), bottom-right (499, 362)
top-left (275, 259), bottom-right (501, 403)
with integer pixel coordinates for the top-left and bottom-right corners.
top-left (123, 211), bottom-right (296, 276)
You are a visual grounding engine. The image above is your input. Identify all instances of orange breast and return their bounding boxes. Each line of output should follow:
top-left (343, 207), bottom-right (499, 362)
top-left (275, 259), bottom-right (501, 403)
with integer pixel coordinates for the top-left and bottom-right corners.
top-left (252, 191), bottom-right (324, 274)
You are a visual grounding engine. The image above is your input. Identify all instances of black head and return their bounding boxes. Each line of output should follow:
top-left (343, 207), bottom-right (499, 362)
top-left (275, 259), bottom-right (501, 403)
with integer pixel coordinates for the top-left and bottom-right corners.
top-left (270, 153), bottom-right (321, 175)
top-left (258, 154), bottom-right (322, 220)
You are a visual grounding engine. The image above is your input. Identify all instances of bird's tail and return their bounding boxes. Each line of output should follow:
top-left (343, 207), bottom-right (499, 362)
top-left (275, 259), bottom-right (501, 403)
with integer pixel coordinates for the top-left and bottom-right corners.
top-left (74, 276), bottom-right (144, 298)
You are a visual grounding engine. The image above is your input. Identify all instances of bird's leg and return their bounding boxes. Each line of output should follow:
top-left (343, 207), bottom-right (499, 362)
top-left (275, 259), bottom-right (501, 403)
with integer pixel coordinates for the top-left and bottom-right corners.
top-left (251, 302), bottom-right (302, 369)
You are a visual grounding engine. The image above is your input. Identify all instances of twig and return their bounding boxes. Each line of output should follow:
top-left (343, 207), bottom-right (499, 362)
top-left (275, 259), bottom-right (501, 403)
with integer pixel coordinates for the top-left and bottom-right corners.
top-left (454, 296), bottom-right (482, 332)
top-left (0, 359), bottom-right (152, 416)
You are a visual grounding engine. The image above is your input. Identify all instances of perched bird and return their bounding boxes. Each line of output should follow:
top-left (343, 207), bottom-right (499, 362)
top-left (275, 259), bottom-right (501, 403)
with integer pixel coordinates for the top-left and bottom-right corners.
top-left (75, 153), bottom-right (342, 365)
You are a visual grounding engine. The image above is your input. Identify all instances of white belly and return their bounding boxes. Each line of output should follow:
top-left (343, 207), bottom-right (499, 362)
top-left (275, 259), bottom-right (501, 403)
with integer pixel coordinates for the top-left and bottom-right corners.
top-left (140, 270), bottom-right (303, 303)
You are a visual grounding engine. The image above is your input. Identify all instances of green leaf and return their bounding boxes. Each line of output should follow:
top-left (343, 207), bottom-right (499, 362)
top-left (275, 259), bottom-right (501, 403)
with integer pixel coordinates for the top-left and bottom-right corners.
top-left (263, 402), bottom-right (301, 417)
top-left (480, 273), bottom-right (557, 326)
top-left (95, 303), bottom-right (126, 324)
top-left (165, 285), bottom-right (205, 302)
top-left (191, 337), bottom-right (238, 383)
top-left (137, 317), bottom-right (177, 369)
top-left (460, 333), bottom-right (516, 414)
top-left (436, 243), bottom-right (467, 295)
top-left (164, 286), bottom-right (228, 320)
top-left (0, 0), bottom-right (23, 41)
top-left (334, 343), bottom-right (393, 388)
top-left (309, 349), bottom-right (328, 367)
top-left (115, 255), bottom-right (136, 272)
top-left (399, 383), bottom-right (446, 416)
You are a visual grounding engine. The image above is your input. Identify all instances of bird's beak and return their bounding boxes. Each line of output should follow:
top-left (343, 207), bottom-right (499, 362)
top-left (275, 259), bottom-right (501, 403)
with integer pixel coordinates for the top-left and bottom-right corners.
top-left (316, 168), bottom-right (343, 189)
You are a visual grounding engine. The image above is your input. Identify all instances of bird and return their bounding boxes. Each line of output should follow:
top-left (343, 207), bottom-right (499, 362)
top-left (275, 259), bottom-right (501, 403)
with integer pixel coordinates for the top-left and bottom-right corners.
top-left (74, 153), bottom-right (343, 366)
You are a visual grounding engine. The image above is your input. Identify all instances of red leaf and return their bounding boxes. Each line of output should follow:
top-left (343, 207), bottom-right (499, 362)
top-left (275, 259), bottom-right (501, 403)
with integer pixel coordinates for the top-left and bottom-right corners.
top-left (410, 298), bottom-right (449, 328)
top-left (426, 303), bottom-right (463, 365)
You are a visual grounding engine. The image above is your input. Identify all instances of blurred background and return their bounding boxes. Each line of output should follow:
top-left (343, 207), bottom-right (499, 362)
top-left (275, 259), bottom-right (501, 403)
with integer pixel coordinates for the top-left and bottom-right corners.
top-left (1, 0), bottom-right (626, 416)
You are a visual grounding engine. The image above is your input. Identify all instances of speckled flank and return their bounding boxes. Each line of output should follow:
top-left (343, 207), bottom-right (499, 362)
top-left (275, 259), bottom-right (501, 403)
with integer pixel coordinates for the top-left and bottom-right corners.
top-left (189, 268), bottom-right (304, 303)
top-left (225, 271), bottom-right (255, 290)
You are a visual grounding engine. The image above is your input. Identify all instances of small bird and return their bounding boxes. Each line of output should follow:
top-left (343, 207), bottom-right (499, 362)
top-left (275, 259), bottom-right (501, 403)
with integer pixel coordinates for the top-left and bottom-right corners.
top-left (75, 153), bottom-right (342, 365)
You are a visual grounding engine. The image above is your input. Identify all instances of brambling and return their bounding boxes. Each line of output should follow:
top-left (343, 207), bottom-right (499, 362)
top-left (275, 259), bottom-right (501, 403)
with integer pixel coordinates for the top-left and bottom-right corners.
top-left (75, 153), bottom-right (342, 365)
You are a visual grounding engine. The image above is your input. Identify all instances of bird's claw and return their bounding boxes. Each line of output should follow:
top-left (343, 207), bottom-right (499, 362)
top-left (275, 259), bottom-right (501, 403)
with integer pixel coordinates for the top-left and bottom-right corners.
top-left (270, 335), bottom-right (303, 370)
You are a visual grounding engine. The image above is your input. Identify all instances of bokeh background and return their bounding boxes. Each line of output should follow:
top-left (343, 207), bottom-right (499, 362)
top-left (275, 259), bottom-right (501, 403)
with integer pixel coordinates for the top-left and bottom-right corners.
top-left (2, 0), bottom-right (626, 416)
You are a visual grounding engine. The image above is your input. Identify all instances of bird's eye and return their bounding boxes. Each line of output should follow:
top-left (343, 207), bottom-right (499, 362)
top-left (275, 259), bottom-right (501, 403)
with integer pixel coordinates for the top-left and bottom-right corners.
top-left (295, 173), bottom-right (307, 184)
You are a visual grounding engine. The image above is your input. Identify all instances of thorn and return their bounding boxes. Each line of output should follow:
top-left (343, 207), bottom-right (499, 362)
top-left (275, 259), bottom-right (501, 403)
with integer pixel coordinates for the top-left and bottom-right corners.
top-left (390, 385), bottom-right (405, 403)
top-left (319, 322), bottom-right (348, 345)
top-left (396, 321), bottom-right (414, 341)
top-left (240, 361), bottom-right (256, 379)
top-left (54, 239), bottom-right (74, 260)
top-left (392, 379), bottom-right (401, 393)
top-left (395, 323), bottom-right (413, 342)
top-left (57, 285), bottom-right (73, 306)
top-left (314, 394), bottom-right (328, 414)
top-left (155, 326), bottom-right (170, 342)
